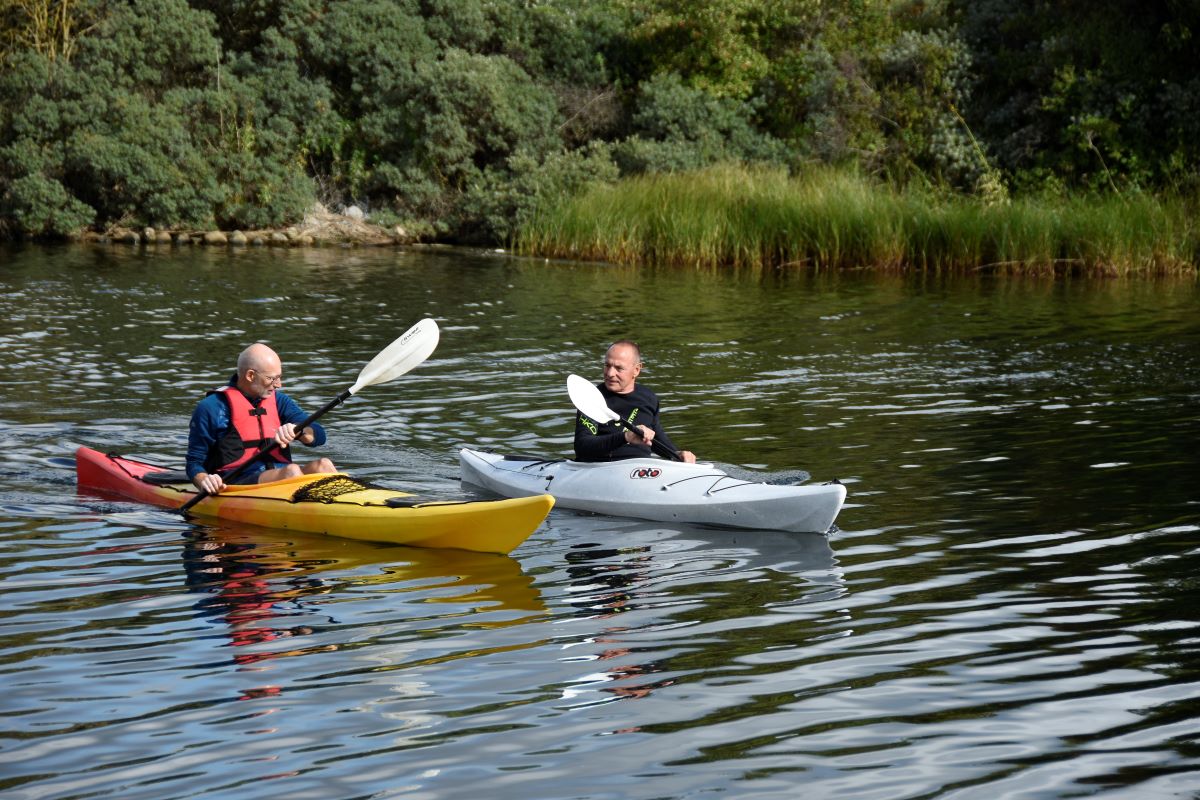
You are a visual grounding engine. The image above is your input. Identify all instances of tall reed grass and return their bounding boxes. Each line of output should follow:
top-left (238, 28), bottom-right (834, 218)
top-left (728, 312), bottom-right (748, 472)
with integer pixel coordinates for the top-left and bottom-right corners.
top-left (516, 165), bottom-right (1198, 275)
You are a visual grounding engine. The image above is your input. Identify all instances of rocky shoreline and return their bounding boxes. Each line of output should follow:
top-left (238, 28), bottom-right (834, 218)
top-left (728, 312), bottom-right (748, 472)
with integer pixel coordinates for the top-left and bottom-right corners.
top-left (81, 204), bottom-right (407, 248)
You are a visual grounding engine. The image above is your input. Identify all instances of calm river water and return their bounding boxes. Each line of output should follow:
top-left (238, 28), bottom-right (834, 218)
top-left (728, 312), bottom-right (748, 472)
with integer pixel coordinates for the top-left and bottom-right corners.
top-left (1, 243), bottom-right (1198, 799)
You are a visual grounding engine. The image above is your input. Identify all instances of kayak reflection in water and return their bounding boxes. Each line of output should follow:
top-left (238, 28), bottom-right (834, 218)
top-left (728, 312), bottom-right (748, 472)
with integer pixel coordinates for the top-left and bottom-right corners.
top-left (573, 339), bottom-right (697, 464)
top-left (187, 343), bottom-right (338, 495)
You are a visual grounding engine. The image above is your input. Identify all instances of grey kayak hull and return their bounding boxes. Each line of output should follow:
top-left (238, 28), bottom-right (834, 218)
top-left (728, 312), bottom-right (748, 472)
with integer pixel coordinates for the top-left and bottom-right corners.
top-left (459, 448), bottom-right (846, 533)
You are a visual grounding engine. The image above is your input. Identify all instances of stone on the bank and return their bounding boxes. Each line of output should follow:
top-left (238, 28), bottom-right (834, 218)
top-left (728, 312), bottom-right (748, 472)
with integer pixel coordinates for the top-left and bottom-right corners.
top-left (203, 231), bottom-right (227, 245)
top-left (229, 231), bottom-right (247, 246)
top-left (344, 205), bottom-right (364, 220)
top-left (270, 232), bottom-right (289, 246)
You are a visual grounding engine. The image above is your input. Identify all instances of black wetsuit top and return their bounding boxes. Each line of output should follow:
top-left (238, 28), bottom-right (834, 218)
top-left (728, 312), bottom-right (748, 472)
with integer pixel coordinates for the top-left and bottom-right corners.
top-left (573, 382), bottom-right (682, 462)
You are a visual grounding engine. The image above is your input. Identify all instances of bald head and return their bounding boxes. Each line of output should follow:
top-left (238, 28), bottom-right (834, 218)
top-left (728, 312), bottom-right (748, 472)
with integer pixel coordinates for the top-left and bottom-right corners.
top-left (238, 343), bottom-right (280, 374)
top-left (236, 343), bottom-right (283, 398)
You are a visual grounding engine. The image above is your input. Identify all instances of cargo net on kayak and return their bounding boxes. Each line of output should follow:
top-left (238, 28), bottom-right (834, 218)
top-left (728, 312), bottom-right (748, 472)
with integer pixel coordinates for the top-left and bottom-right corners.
top-left (290, 475), bottom-right (382, 504)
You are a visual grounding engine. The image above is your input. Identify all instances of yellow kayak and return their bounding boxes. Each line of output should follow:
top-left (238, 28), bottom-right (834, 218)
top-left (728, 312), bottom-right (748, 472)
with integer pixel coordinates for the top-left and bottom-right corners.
top-left (76, 446), bottom-right (553, 554)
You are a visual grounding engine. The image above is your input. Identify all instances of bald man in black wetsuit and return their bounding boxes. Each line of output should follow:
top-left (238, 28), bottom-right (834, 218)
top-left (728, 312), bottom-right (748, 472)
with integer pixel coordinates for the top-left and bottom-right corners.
top-left (573, 340), bottom-right (697, 463)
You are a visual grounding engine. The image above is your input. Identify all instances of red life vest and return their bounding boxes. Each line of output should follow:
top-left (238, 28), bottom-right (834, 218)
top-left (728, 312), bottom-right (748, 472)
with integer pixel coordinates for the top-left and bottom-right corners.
top-left (213, 387), bottom-right (292, 474)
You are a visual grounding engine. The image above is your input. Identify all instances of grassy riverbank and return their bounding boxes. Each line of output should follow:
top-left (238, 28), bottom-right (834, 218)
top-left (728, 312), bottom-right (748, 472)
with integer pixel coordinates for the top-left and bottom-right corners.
top-left (516, 166), bottom-right (1199, 275)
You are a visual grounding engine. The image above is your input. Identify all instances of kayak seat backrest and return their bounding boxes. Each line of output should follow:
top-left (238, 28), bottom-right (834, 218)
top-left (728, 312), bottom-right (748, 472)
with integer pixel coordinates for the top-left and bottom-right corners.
top-left (384, 497), bottom-right (471, 508)
top-left (384, 496), bottom-right (428, 508)
top-left (502, 454), bottom-right (565, 465)
top-left (142, 470), bottom-right (191, 486)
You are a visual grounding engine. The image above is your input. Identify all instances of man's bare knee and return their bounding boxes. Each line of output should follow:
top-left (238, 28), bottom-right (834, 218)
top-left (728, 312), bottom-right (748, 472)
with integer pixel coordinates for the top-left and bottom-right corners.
top-left (260, 464), bottom-right (303, 482)
top-left (301, 458), bottom-right (336, 475)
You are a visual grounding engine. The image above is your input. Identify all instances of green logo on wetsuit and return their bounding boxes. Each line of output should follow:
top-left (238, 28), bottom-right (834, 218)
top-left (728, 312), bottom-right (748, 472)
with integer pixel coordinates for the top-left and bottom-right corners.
top-left (580, 409), bottom-right (636, 436)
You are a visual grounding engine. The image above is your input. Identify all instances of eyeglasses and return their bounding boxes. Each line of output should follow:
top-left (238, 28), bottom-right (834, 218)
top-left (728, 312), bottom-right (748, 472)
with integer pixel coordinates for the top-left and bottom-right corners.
top-left (258, 372), bottom-right (283, 385)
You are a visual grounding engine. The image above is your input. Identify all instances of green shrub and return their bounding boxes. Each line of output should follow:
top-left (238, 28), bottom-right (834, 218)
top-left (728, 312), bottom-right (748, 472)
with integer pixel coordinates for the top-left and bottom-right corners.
top-left (0, 0), bottom-right (228, 234)
top-left (461, 143), bottom-right (619, 243)
top-left (613, 73), bottom-right (788, 175)
top-left (2, 173), bottom-right (95, 237)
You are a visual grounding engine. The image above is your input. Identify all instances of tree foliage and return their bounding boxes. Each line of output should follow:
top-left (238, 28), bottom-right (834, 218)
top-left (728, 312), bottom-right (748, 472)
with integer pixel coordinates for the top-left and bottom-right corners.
top-left (1, 0), bottom-right (227, 235)
top-left (1, 0), bottom-right (1196, 241)
top-left (613, 73), bottom-right (788, 174)
top-left (955, 0), bottom-right (1200, 194)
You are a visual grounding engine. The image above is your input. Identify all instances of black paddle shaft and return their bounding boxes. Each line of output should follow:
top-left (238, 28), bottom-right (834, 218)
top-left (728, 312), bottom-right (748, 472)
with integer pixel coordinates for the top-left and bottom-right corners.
top-left (178, 388), bottom-right (352, 514)
top-left (614, 419), bottom-right (684, 462)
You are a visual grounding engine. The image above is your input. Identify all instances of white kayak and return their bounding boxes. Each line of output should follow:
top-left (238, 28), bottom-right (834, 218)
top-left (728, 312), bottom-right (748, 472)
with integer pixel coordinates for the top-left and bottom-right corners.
top-left (459, 447), bottom-right (846, 533)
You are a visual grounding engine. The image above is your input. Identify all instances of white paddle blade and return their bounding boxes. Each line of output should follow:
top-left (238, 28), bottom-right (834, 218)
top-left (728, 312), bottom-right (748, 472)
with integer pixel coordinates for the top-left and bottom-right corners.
top-left (567, 373), bottom-right (619, 423)
top-left (349, 318), bottom-right (440, 394)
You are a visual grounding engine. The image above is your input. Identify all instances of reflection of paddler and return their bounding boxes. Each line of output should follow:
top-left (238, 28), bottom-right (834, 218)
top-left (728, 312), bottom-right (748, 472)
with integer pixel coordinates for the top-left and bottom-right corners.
top-left (563, 544), bottom-right (652, 618)
top-left (596, 639), bottom-right (675, 701)
top-left (183, 524), bottom-right (546, 649)
top-left (185, 534), bottom-right (328, 667)
top-left (558, 543), bottom-right (677, 712)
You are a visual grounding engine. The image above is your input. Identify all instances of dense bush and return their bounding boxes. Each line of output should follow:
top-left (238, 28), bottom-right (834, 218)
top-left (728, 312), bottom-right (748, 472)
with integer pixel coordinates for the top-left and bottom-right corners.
top-left (0, 0), bottom-right (228, 235)
top-left (461, 143), bottom-right (620, 243)
top-left (956, 0), bottom-right (1200, 194)
top-left (612, 73), bottom-right (789, 175)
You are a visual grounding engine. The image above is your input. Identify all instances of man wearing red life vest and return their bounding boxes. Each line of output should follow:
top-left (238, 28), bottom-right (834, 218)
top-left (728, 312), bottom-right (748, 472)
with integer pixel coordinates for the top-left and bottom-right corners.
top-left (186, 343), bottom-right (336, 494)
